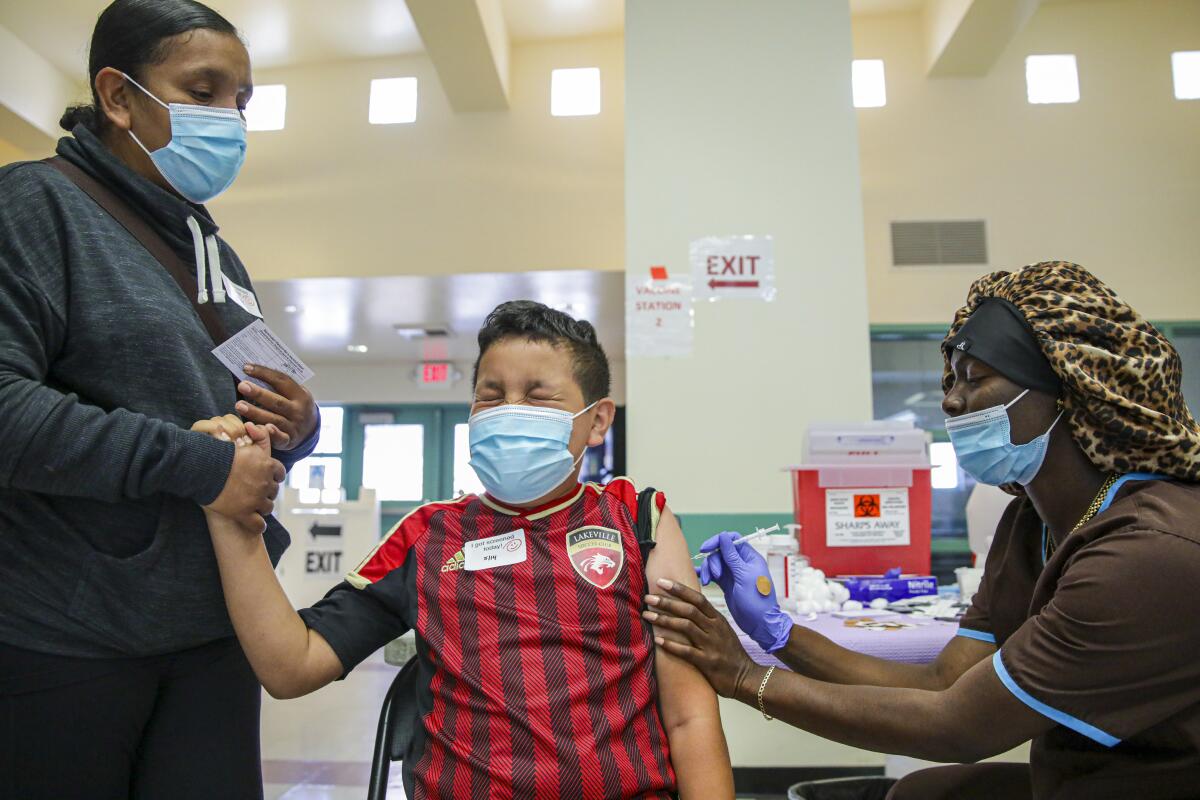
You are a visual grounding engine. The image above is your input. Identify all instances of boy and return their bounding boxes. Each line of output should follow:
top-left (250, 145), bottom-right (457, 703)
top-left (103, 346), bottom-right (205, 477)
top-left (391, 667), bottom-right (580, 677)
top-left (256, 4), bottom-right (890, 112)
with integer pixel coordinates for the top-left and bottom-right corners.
top-left (199, 301), bottom-right (733, 799)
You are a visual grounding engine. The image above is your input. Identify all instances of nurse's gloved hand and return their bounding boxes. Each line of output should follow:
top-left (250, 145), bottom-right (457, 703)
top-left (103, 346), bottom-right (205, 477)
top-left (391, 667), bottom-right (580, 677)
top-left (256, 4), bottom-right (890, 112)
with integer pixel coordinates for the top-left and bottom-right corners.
top-left (695, 531), bottom-right (793, 653)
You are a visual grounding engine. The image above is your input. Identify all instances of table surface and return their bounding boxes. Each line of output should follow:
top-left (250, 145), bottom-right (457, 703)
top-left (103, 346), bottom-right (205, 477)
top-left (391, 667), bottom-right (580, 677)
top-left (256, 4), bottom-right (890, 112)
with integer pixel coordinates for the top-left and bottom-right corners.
top-left (740, 609), bottom-right (960, 667)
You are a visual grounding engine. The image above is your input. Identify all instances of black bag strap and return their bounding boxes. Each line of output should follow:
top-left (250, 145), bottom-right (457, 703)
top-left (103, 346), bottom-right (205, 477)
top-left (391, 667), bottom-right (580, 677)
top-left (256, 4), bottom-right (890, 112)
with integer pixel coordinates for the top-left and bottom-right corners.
top-left (635, 486), bottom-right (659, 567)
top-left (44, 156), bottom-right (231, 347)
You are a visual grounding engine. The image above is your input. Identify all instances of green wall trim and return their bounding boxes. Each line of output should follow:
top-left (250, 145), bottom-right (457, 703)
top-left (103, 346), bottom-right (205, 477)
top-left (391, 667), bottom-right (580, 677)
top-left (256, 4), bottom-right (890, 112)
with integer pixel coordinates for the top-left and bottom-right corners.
top-left (673, 513), bottom-right (795, 553)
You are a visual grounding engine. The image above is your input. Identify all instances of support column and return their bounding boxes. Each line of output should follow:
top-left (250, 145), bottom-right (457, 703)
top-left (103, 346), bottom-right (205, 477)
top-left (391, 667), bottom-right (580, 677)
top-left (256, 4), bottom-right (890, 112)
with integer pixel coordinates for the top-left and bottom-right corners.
top-left (625, 0), bottom-right (874, 547)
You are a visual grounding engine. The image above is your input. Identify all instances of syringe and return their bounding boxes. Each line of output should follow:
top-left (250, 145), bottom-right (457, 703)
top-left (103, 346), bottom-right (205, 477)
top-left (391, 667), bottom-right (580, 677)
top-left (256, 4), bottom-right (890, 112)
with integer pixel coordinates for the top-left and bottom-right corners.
top-left (691, 523), bottom-right (781, 561)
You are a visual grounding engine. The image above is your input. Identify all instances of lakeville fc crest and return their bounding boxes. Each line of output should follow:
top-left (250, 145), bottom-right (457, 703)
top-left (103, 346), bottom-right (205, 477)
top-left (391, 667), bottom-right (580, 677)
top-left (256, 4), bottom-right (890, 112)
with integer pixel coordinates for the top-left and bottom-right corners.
top-left (566, 526), bottom-right (624, 589)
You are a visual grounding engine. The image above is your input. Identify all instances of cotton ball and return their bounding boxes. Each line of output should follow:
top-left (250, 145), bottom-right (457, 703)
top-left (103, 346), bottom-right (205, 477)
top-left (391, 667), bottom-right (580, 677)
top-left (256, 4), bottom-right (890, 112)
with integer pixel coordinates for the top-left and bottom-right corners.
top-left (812, 569), bottom-right (826, 581)
top-left (842, 600), bottom-right (863, 611)
top-left (822, 600), bottom-right (838, 613)
top-left (869, 598), bottom-right (889, 610)
top-left (796, 600), bottom-right (816, 615)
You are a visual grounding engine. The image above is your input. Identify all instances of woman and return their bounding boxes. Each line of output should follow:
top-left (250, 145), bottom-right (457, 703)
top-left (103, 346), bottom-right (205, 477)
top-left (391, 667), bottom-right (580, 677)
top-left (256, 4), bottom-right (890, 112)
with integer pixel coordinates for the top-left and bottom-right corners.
top-left (0, 2), bottom-right (319, 797)
top-left (644, 262), bottom-right (1200, 799)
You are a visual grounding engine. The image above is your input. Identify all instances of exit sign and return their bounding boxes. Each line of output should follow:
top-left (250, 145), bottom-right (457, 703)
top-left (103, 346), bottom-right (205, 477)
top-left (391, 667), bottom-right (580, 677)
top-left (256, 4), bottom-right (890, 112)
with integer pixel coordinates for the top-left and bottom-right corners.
top-left (417, 362), bottom-right (453, 387)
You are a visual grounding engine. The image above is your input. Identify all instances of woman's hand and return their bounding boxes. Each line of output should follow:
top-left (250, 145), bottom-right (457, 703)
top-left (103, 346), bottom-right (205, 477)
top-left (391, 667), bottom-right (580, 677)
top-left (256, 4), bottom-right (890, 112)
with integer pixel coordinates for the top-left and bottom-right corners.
top-left (193, 416), bottom-right (281, 532)
top-left (192, 414), bottom-right (253, 447)
top-left (644, 578), bottom-right (760, 699)
top-left (236, 364), bottom-right (318, 451)
top-left (696, 531), bottom-right (794, 653)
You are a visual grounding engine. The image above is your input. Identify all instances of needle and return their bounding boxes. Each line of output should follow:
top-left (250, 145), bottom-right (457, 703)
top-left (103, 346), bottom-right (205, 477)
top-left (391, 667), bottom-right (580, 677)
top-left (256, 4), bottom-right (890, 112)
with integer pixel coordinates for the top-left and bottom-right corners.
top-left (692, 524), bottom-right (781, 560)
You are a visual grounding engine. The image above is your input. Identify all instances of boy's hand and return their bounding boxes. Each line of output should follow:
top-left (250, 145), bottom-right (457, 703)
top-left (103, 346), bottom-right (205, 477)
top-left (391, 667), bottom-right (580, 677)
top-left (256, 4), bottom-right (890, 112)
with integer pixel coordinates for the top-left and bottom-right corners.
top-left (235, 364), bottom-right (318, 452)
top-left (200, 419), bottom-right (284, 533)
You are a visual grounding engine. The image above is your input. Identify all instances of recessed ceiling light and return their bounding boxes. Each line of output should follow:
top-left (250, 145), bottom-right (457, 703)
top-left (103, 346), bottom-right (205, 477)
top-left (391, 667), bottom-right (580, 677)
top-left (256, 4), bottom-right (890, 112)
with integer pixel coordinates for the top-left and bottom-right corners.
top-left (852, 60), bottom-right (887, 108)
top-left (346, 344), bottom-right (369, 353)
top-left (551, 67), bottom-right (601, 117)
top-left (245, 84), bottom-right (287, 131)
top-left (1025, 54), bottom-right (1080, 104)
top-left (1173, 51), bottom-right (1200, 100)
top-left (369, 77), bottom-right (418, 125)
top-left (283, 304), bottom-right (301, 314)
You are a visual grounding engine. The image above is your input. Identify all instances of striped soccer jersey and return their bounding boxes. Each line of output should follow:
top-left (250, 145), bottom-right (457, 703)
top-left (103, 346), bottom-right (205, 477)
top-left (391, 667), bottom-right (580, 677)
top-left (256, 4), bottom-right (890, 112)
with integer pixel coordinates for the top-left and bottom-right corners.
top-left (298, 478), bottom-right (677, 799)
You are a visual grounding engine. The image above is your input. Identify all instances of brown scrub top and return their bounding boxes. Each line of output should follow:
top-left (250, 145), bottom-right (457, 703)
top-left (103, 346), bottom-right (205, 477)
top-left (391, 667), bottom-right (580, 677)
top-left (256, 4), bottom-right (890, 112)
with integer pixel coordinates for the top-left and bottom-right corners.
top-left (957, 474), bottom-right (1200, 799)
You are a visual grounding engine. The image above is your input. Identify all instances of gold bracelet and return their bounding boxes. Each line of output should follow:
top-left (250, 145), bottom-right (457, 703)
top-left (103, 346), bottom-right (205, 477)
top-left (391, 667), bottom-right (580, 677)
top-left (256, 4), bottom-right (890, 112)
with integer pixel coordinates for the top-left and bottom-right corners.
top-left (757, 665), bottom-right (775, 720)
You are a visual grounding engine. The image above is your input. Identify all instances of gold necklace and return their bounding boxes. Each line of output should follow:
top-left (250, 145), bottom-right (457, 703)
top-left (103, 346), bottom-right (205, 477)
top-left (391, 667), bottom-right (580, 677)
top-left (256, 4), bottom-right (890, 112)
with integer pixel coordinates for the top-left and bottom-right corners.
top-left (1044, 473), bottom-right (1119, 562)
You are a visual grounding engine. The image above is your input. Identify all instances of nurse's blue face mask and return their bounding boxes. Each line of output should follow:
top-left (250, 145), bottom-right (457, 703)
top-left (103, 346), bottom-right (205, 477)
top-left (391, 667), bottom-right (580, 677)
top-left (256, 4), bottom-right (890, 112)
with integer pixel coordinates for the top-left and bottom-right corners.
top-left (468, 401), bottom-right (598, 505)
top-left (122, 73), bottom-right (247, 204)
top-left (945, 389), bottom-right (1063, 487)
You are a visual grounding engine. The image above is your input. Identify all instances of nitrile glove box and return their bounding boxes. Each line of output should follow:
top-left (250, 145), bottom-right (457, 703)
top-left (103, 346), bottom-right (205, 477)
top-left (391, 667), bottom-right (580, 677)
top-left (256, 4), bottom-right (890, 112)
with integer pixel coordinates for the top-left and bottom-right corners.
top-left (835, 569), bottom-right (938, 603)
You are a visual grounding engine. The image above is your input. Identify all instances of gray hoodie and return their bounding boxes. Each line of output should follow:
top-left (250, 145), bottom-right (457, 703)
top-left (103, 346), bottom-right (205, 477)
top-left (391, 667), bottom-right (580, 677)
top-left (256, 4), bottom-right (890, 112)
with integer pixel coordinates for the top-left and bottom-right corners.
top-left (0, 125), bottom-right (315, 658)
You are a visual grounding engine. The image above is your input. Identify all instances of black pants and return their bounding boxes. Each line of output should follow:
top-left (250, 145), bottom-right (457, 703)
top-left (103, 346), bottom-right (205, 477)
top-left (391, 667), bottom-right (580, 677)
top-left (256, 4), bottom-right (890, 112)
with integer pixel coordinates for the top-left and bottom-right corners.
top-left (0, 637), bottom-right (263, 800)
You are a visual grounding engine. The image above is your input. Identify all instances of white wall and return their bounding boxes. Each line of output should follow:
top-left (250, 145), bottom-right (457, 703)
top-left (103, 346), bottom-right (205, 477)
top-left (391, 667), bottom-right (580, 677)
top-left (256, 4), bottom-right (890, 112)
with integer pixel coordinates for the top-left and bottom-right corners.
top-left (854, 0), bottom-right (1200, 325)
top-left (624, 0), bottom-right (874, 515)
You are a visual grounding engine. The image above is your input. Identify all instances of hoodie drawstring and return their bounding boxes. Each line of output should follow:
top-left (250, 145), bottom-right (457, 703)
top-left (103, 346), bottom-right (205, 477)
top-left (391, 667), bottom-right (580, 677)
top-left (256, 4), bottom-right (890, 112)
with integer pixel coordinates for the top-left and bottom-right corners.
top-left (185, 215), bottom-right (225, 305)
top-left (206, 234), bottom-right (226, 303)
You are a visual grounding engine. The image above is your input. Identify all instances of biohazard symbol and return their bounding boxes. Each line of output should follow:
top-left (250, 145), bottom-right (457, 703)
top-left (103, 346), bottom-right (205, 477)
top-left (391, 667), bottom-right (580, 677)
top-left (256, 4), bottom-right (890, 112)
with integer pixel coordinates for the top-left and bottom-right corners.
top-left (854, 494), bottom-right (881, 518)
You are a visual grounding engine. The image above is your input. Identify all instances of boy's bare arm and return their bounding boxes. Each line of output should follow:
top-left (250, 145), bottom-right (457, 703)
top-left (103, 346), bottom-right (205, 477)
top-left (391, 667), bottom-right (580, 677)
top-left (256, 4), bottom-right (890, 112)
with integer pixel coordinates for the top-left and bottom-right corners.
top-left (193, 417), bottom-right (343, 698)
top-left (206, 509), bottom-right (344, 698)
top-left (645, 507), bottom-right (734, 800)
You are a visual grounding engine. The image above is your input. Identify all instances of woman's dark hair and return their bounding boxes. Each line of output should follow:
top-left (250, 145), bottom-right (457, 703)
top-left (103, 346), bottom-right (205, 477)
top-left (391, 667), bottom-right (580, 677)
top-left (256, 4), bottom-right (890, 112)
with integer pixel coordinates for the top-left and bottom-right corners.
top-left (473, 301), bottom-right (612, 403)
top-left (60, 0), bottom-right (239, 133)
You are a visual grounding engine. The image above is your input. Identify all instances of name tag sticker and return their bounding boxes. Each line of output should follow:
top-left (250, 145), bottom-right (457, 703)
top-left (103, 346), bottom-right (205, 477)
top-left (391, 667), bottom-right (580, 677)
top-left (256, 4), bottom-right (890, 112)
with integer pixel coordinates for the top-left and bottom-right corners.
top-left (463, 529), bottom-right (527, 572)
top-left (222, 275), bottom-right (264, 318)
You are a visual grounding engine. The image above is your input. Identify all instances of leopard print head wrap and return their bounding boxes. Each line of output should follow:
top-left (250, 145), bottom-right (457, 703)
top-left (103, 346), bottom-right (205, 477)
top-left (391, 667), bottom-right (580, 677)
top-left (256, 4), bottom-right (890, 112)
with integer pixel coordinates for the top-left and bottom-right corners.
top-left (943, 261), bottom-right (1200, 481)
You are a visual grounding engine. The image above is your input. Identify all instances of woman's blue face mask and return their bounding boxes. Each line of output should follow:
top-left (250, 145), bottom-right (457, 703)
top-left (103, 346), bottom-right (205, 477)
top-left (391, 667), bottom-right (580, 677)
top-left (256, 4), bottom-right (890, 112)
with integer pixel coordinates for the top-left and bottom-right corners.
top-left (122, 72), bottom-right (247, 204)
top-left (945, 389), bottom-right (1063, 487)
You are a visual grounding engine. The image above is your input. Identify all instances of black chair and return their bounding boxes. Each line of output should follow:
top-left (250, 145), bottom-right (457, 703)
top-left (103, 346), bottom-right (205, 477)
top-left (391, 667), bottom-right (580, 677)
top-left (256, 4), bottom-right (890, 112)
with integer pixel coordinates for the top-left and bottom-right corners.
top-left (367, 656), bottom-right (419, 800)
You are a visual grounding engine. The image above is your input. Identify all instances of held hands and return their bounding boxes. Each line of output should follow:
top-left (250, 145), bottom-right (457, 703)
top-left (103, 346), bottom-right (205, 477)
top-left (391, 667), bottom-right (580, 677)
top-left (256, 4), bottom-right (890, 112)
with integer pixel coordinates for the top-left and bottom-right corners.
top-left (194, 414), bottom-right (284, 534)
top-left (236, 364), bottom-right (318, 452)
top-left (695, 531), bottom-right (793, 653)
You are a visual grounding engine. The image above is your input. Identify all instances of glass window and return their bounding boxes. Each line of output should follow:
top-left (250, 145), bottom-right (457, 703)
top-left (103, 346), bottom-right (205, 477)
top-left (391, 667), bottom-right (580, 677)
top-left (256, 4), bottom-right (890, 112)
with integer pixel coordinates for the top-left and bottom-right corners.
top-left (313, 406), bottom-right (344, 454)
top-left (361, 424), bottom-right (425, 502)
top-left (869, 333), bottom-right (946, 432)
top-left (1169, 327), bottom-right (1200, 419)
top-left (453, 423), bottom-right (486, 497)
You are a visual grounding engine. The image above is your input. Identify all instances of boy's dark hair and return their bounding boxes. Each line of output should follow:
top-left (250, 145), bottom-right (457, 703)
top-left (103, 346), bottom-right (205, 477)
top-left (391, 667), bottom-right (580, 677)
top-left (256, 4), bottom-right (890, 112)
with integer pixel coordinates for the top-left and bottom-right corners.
top-left (473, 301), bottom-right (612, 403)
top-left (61, 0), bottom-right (239, 133)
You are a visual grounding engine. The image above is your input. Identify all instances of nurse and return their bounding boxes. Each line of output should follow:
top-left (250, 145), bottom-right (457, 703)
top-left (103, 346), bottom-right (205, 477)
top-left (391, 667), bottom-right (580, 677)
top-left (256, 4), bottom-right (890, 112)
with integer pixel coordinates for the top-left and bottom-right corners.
top-left (644, 262), bottom-right (1200, 798)
top-left (0, 1), bottom-right (318, 797)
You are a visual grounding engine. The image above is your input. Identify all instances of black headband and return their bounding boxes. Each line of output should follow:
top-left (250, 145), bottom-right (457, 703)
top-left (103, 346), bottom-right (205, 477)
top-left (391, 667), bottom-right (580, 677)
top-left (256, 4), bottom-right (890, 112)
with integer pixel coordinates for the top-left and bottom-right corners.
top-left (944, 297), bottom-right (1061, 394)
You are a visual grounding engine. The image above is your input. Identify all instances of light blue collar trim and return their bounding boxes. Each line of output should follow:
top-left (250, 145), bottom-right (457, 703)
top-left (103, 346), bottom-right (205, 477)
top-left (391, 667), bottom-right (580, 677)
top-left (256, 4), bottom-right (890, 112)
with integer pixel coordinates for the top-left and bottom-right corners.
top-left (1096, 473), bottom-right (1167, 515)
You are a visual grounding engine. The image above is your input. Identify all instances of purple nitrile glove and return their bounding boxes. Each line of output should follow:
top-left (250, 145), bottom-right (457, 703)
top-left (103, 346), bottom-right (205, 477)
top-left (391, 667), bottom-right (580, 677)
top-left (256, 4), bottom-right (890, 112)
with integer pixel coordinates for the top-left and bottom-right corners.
top-left (694, 531), bottom-right (793, 653)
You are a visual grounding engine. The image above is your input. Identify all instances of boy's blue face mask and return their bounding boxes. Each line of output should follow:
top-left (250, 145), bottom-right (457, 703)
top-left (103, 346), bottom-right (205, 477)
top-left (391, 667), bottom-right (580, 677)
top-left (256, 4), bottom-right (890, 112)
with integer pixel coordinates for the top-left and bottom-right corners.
top-left (123, 73), bottom-right (247, 204)
top-left (468, 401), bottom-right (598, 505)
top-left (945, 389), bottom-right (1062, 487)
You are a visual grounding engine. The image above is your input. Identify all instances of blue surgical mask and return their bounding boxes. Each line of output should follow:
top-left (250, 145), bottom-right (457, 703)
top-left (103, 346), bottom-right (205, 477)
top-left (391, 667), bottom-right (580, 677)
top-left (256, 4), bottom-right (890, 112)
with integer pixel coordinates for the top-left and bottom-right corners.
top-left (946, 389), bottom-right (1063, 486)
top-left (123, 73), bottom-right (247, 204)
top-left (468, 401), bottom-right (598, 505)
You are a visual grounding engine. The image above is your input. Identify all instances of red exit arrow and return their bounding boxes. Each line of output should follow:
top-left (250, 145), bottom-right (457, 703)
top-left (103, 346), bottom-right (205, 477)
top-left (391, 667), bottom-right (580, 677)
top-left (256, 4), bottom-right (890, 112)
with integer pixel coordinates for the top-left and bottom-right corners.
top-left (708, 279), bottom-right (760, 289)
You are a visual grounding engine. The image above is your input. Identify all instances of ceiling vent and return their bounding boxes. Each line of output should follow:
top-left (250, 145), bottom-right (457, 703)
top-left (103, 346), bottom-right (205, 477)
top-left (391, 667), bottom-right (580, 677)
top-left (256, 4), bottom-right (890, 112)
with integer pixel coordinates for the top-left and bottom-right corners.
top-left (393, 325), bottom-right (453, 339)
top-left (890, 220), bottom-right (987, 266)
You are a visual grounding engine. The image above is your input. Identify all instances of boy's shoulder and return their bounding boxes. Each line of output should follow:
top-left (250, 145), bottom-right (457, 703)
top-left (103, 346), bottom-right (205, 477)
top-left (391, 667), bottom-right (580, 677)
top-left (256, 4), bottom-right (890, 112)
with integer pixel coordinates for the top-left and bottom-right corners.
top-left (347, 495), bottom-right (478, 587)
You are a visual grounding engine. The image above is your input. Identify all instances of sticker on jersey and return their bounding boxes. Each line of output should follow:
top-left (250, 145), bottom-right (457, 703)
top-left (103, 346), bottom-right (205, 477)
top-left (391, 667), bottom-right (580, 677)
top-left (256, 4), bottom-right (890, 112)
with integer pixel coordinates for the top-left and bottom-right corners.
top-left (566, 526), bottom-right (624, 589)
top-left (441, 550), bottom-right (465, 573)
top-left (463, 529), bottom-right (527, 572)
top-left (221, 274), bottom-right (264, 318)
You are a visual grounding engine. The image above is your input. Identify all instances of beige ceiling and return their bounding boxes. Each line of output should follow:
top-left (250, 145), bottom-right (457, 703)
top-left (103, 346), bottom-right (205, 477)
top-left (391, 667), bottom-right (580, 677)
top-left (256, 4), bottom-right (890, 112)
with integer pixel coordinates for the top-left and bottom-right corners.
top-left (0, 0), bottom-right (958, 84)
top-left (254, 269), bottom-right (625, 364)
